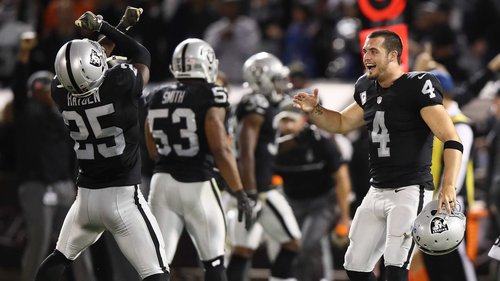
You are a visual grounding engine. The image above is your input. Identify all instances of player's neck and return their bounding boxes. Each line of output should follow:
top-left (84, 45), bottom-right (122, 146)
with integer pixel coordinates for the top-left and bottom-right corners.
top-left (377, 67), bottom-right (404, 88)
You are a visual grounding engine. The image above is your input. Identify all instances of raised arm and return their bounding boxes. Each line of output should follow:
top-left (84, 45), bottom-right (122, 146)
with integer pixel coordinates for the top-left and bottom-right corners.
top-left (97, 6), bottom-right (144, 56)
top-left (421, 105), bottom-right (462, 214)
top-left (293, 88), bottom-right (365, 134)
top-left (75, 11), bottom-right (151, 85)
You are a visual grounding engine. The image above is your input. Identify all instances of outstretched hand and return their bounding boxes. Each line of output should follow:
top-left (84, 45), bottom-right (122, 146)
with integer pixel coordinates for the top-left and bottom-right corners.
top-left (292, 88), bottom-right (320, 113)
top-left (75, 11), bottom-right (103, 32)
top-left (120, 6), bottom-right (144, 30)
top-left (235, 190), bottom-right (254, 231)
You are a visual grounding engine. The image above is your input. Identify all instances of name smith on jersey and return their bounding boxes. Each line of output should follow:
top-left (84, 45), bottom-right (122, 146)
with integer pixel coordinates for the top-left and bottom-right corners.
top-left (67, 91), bottom-right (101, 107)
top-left (162, 90), bottom-right (186, 104)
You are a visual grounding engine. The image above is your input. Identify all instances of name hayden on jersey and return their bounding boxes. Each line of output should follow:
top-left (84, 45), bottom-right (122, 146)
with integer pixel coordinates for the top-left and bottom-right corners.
top-left (67, 91), bottom-right (101, 106)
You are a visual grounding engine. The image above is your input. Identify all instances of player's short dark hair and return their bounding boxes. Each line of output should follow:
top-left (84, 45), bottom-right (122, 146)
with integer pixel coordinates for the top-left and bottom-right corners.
top-left (368, 30), bottom-right (403, 64)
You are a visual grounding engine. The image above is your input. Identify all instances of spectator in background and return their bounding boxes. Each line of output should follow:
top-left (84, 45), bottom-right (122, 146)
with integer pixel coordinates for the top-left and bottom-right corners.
top-left (129, 0), bottom-right (170, 82)
top-left (248, 0), bottom-right (288, 57)
top-left (42, 0), bottom-right (94, 35)
top-left (12, 31), bottom-right (95, 281)
top-left (282, 3), bottom-right (317, 78)
top-left (0, 1), bottom-right (32, 86)
top-left (168, 0), bottom-right (219, 69)
top-left (463, 0), bottom-right (500, 71)
top-left (204, 0), bottom-right (261, 84)
top-left (30, 0), bottom-right (89, 72)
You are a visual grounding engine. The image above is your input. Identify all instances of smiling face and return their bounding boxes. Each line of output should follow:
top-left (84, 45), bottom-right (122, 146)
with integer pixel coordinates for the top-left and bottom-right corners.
top-left (362, 36), bottom-right (392, 81)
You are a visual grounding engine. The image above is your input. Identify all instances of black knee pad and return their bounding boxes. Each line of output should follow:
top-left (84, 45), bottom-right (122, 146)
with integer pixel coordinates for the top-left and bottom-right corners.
top-left (386, 265), bottom-right (409, 281)
top-left (345, 270), bottom-right (377, 281)
top-left (202, 256), bottom-right (227, 281)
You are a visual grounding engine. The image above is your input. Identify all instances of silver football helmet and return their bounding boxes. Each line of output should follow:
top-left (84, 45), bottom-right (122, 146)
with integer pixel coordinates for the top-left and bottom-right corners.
top-left (54, 39), bottom-right (108, 97)
top-left (412, 200), bottom-right (466, 255)
top-left (242, 52), bottom-right (290, 102)
top-left (170, 38), bottom-right (218, 83)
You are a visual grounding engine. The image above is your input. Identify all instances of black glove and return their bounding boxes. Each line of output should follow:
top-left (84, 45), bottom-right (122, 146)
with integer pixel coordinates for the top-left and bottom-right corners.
top-left (75, 11), bottom-right (103, 32)
top-left (245, 189), bottom-right (258, 202)
top-left (119, 6), bottom-right (143, 31)
top-left (234, 190), bottom-right (253, 231)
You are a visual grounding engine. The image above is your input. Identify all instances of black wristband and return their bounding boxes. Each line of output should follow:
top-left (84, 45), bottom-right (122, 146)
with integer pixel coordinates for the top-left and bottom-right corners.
top-left (443, 140), bottom-right (463, 153)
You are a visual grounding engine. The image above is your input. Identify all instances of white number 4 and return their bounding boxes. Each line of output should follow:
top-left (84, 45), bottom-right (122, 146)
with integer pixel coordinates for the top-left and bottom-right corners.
top-left (421, 79), bottom-right (436, 99)
top-left (372, 111), bottom-right (390, 157)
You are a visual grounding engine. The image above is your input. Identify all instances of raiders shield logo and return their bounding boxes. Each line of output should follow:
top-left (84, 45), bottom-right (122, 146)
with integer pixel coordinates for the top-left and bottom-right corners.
top-left (431, 217), bottom-right (448, 234)
top-left (90, 49), bottom-right (102, 67)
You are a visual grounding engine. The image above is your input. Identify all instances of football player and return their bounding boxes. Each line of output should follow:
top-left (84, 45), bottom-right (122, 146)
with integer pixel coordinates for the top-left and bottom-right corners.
top-left (144, 38), bottom-right (253, 281)
top-left (227, 52), bottom-right (302, 281)
top-left (293, 30), bottom-right (463, 281)
top-left (34, 10), bottom-right (170, 281)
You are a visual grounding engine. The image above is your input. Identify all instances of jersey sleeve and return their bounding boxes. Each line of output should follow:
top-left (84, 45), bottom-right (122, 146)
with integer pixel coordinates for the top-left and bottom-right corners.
top-left (236, 93), bottom-right (270, 120)
top-left (353, 74), bottom-right (370, 108)
top-left (414, 72), bottom-right (443, 109)
top-left (113, 63), bottom-right (144, 99)
top-left (207, 85), bottom-right (230, 108)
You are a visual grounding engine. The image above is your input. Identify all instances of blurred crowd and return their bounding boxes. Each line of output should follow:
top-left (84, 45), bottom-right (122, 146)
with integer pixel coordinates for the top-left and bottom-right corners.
top-left (0, 0), bottom-right (499, 280)
top-left (0, 0), bottom-right (498, 85)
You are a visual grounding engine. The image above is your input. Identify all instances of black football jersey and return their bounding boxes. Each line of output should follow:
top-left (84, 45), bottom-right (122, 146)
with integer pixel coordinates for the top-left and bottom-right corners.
top-left (275, 125), bottom-right (343, 200)
top-left (235, 92), bottom-right (281, 191)
top-left (147, 80), bottom-right (229, 182)
top-left (51, 63), bottom-right (143, 189)
top-left (353, 72), bottom-right (444, 189)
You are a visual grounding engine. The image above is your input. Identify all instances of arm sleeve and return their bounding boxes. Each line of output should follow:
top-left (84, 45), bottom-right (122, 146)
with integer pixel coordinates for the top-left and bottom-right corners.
top-left (99, 22), bottom-right (151, 67)
top-left (208, 85), bottom-right (230, 108)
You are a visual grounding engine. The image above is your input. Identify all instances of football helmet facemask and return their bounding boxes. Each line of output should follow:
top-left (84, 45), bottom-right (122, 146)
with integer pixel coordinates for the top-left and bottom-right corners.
top-left (411, 199), bottom-right (466, 255)
top-left (54, 39), bottom-right (108, 97)
top-left (170, 38), bottom-right (218, 83)
top-left (242, 52), bottom-right (290, 102)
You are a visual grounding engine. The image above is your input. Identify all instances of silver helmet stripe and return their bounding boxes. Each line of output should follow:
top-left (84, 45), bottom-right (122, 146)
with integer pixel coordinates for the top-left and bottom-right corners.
top-left (65, 41), bottom-right (83, 94)
top-left (181, 42), bottom-right (189, 72)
